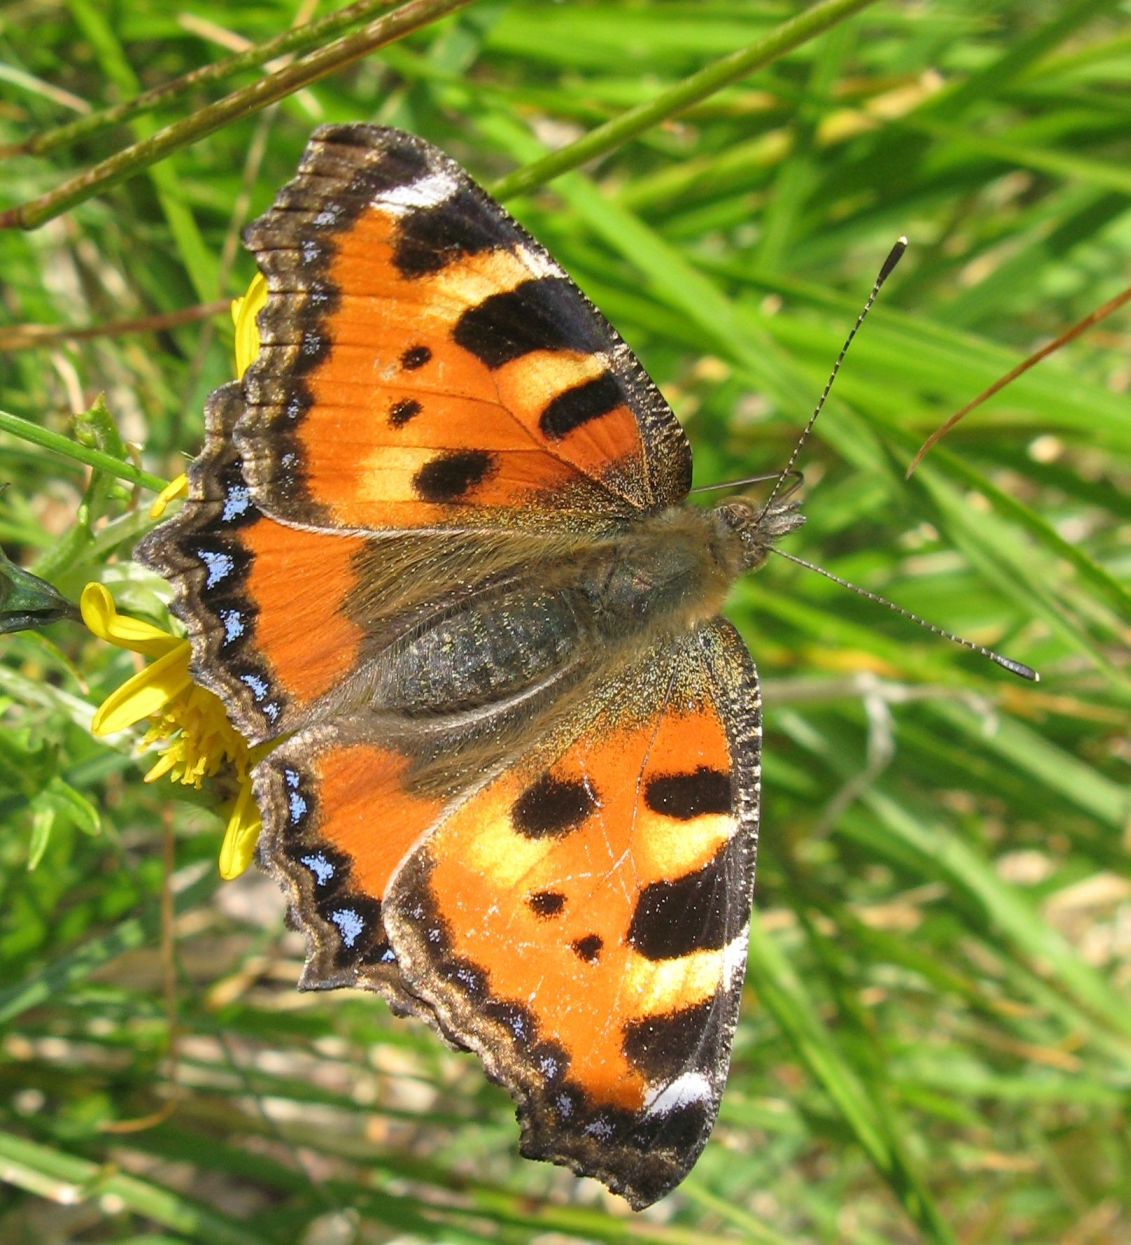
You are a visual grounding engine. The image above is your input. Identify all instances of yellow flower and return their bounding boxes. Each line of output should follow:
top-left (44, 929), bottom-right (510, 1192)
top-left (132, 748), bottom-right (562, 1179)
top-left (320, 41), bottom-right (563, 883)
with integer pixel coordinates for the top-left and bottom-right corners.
top-left (232, 272), bottom-right (267, 378)
top-left (83, 582), bottom-right (263, 880)
top-left (149, 475), bottom-right (187, 520)
top-left (89, 274), bottom-right (273, 877)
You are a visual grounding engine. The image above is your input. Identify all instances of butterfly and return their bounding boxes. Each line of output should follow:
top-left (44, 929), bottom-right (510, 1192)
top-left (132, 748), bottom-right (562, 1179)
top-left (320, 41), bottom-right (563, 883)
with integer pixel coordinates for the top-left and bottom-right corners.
top-left (137, 125), bottom-right (805, 1209)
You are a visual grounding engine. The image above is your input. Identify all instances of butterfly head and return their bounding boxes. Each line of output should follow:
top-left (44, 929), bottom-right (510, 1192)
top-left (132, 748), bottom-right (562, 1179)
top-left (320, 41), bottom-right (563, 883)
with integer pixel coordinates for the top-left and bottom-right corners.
top-left (710, 497), bottom-right (806, 576)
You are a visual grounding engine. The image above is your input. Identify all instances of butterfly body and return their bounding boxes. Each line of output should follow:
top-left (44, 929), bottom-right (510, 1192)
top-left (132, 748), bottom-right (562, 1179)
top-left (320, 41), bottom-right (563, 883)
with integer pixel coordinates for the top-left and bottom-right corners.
top-left (139, 125), bottom-right (804, 1208)
top-left (366, 503), bottom-right (768, 719)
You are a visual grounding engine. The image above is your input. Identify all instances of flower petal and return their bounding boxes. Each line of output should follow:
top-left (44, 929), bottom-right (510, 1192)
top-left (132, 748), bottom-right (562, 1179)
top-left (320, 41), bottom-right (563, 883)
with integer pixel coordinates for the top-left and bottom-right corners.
top-left (149, 474), bottom-right (188, 519)
top-left (81, 583), bottom-right (181, 658)
top-left (232, 272), bottom-right (267, 379)
top-left (218, 781), bottom-right (262, 879)
top-left (91, 642), bottom-right (194, 735)
top-left (143, 747), bottom-right (180, 784)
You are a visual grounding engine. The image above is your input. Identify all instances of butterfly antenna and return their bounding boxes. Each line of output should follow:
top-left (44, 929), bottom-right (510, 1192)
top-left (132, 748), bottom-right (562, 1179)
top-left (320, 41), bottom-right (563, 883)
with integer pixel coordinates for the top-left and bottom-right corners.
top-left (757, 237), bottom-right (908, 524)
top-left (770, 546), bottom-right (1039, 681)
top-left (692, 469), bottom-right (801, 496)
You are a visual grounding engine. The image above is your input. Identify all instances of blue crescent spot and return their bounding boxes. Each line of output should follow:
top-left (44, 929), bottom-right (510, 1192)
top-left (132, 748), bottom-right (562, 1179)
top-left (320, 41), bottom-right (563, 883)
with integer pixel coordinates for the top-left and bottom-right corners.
top-left (221, 485), bottom-right (251, 523)
top-left (289, 791), bottom-right (309, 824)
top-left (219, 608), bottom-right (245, 643)
top-left (240, 672), bottom-right (269, 700)
top-left (299, 852), bottom-right (333, 885)
top-left (330, 907), bottom-right (365, 948)
top-left (198, 549), bottom-right (235, 589)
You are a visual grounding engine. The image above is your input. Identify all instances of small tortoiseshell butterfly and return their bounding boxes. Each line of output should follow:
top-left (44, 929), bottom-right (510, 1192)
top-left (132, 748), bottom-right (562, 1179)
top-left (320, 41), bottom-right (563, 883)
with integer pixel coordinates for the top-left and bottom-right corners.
top-left (138, 125), bottom-right (808, 1208)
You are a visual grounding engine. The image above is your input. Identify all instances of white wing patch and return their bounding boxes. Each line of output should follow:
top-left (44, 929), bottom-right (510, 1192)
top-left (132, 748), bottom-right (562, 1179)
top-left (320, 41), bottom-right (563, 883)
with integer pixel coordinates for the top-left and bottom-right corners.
top-left (643, 1071), bottom-right (712, 1118)
top-left (722, 929), bottom-right (750, 986)
top-left (379, 170), bottom-right (459, 214)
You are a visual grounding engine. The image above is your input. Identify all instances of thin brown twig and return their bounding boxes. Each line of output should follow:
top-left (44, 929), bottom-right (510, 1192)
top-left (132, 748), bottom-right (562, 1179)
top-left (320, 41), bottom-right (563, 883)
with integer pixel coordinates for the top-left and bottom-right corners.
top-left (0, 0), bottom-right (397, 158)
top-left (0, 0), bottom-right (475, 231)
top-left (907, 283), bottom-right (1131, 475)
top-left (0, 301), bottom-right (229, 353)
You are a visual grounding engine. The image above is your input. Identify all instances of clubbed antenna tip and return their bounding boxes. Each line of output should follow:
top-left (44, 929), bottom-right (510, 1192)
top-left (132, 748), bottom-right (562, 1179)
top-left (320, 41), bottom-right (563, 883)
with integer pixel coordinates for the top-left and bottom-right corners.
top-left (989, 652), bottom-right (1040, 682)
top-left (879, 236), bottom-right (908, 282)
top-left (756, 238), bottom-right (909, 525)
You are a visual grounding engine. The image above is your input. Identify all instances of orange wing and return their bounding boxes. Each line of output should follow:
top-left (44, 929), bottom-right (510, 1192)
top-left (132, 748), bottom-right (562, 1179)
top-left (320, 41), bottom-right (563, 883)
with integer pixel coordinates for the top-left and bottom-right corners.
top-left (382, 618), bottom-right (761, 1208)
top-left (137, 128), bottom-right (754, 1206)
top-left (137, 384), bottom-right (369, 740)
top-left (237, 125), bottom-right (691, 534)
top-left (252, 721), bottom-right (452, 1014)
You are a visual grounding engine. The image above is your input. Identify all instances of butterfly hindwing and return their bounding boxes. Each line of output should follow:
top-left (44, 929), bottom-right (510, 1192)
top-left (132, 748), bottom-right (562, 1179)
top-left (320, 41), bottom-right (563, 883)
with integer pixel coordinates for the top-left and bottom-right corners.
top-left (237, 125), bottom-right (692, 535)
top-left (383, 618), bottom-right (760, 1208)
top-left (252, 721), bottom-right (455, 1013)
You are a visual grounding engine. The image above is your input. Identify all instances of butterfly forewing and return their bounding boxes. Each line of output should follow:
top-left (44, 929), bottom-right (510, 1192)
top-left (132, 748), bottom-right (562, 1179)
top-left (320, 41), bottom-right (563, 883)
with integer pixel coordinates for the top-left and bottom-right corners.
top-left (238, 125), bottom-right (691, 534)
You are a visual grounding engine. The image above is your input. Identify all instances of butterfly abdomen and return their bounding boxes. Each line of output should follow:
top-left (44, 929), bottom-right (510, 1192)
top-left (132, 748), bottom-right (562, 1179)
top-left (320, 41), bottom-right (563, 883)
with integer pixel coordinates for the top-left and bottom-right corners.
top-left (376, 582), bottom-right (589, 713)
top-left (368, 506), bottom-right (745, 719)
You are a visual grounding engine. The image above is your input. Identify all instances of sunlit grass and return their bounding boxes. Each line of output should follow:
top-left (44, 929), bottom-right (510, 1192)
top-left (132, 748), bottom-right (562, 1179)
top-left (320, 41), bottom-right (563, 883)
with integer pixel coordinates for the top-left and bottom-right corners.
top-left (1, 2), bottom-right (1128, 1242)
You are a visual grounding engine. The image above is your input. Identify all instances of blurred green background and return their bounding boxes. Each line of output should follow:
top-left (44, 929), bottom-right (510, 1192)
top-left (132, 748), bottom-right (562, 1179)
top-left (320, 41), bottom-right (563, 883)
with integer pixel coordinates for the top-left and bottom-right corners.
top-left (1, 1), bottom-right (1128, 1241)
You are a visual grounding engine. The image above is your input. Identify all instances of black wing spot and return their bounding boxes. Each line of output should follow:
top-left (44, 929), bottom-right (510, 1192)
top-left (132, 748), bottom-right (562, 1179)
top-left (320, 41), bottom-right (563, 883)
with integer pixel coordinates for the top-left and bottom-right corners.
top-left (413, 449), bottom-right (495, 503)
top-left (512, 774), bottom-right (596, 839)
top-left (644, 767), bottom-right (731, 820)
top-left (393, 186), bottom-right (521, 277)
top-left (627, 836), bottom-right (744, 960)
top-left (401, 344), bottom-right (432, 371)
top-left (452, 277), bottom-right (599, 370)
top-left (528, 890), bottom-right (567, 918)
top-left (626, 1097), bottom-right (711, 1158)
top-left (571, 934), bottom-right (603, 963)
top-left (622, 998), bottom-right (716, 1082)
top-left (345, 134), bottom-right (431, 199)
top-left (389, 398), bottom-right (422, 427)
top-left (539, 372), bottom-right (626, 440)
